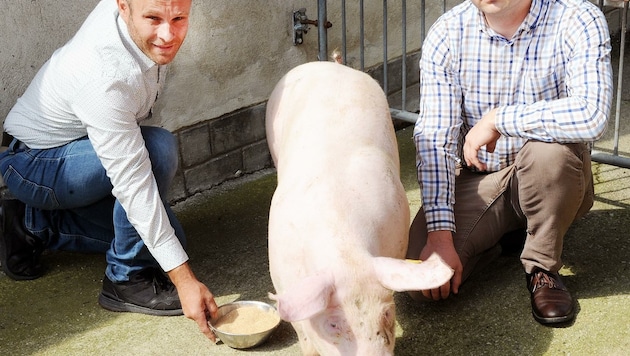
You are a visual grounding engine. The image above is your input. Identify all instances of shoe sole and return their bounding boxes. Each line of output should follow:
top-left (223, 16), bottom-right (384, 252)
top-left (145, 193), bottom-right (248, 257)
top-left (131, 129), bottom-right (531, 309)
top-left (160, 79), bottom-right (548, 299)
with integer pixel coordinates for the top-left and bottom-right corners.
top-left (98, 292), bottom-right (183, 316)
top-left (532, 306), bottom-right (576, 325)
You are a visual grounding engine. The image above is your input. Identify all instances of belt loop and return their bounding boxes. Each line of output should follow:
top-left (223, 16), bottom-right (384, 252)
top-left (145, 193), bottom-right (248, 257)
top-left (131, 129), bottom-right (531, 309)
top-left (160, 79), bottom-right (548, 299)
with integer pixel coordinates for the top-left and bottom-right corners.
top-left (8, 138), bottom-right (19, 153)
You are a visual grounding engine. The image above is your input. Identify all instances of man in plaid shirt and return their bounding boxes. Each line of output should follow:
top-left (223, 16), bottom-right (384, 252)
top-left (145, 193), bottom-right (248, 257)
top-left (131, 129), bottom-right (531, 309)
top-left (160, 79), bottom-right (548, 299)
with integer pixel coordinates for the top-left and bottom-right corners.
top-left (408, 0), bottom-right (613, 325)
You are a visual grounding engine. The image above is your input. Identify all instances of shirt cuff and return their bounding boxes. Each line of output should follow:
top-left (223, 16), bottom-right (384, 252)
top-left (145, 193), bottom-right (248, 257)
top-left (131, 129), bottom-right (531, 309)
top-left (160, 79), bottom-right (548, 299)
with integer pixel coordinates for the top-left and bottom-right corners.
top-left (147, 238), bottom-right (189, 272)
top-left (424, 205), bottom-right (456, 232)
top-left (494, 106), bottom-right (514, 136)
top-left (495, 104), bottom-right (544, 138)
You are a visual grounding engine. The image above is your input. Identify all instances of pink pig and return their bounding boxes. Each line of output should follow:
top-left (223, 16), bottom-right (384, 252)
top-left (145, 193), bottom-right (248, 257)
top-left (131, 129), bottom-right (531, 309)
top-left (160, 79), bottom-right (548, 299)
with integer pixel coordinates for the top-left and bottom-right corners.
top-left (265, 61), bottom-right (453, 356)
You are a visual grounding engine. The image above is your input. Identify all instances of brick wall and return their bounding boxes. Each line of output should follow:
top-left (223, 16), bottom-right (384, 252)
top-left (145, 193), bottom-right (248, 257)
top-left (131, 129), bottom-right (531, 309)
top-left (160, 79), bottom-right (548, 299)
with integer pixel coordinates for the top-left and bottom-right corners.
top-left (166, 51), bottom-right (421, 203)
top-left (168, 103), bottom-right (272, 203)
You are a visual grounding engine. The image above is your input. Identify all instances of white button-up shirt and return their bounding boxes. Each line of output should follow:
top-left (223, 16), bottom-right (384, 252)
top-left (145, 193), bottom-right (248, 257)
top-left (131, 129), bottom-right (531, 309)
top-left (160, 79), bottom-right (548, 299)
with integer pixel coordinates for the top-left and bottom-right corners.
top-left (4, 0), bottom-right (188, 271)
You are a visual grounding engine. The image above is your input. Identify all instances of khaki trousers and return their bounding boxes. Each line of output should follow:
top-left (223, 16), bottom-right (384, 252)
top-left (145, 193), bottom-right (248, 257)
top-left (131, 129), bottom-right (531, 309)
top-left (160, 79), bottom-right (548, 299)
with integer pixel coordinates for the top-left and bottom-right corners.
top-left (407, 141), bottom-right (594, 282)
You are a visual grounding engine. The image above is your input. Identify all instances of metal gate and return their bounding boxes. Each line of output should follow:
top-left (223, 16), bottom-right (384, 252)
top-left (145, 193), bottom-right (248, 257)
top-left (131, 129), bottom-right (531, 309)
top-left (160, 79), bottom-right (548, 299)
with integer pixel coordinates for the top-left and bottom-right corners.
top-left (593, 0), bottom-right (630, 168)
top-left (295, 0), bottom-right (630, 169)
top-left (294, 0), bottom-right (449, 124)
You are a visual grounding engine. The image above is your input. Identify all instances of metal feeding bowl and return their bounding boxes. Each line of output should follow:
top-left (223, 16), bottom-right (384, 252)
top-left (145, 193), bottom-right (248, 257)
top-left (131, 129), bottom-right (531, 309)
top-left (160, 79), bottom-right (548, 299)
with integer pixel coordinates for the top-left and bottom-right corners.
top-left (209, 300), bottom-right (281, 349)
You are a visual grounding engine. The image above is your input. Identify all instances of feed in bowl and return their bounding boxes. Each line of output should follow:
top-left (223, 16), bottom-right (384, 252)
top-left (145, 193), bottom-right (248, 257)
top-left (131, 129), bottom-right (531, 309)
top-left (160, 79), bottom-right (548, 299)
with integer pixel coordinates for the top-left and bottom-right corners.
top-left (209, 301), bottom-right (281, 349)
top-left (214, 305), bottom-right (280, 334)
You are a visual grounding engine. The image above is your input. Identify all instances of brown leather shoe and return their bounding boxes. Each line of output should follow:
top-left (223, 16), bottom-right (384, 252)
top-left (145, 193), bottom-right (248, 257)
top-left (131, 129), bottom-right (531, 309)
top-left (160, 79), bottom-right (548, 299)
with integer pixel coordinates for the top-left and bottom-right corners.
top-left (527, 268), bottom-right (575, 325)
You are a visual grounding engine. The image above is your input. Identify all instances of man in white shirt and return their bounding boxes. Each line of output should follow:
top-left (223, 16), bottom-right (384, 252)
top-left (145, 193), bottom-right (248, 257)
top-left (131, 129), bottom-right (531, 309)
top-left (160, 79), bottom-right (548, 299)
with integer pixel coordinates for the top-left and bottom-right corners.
top-left (0, 0), bottom-right (218, 340)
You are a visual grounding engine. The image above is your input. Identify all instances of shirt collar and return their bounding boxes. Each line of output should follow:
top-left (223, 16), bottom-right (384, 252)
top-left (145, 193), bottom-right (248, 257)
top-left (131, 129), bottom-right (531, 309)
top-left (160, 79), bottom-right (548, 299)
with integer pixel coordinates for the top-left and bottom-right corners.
top-left (116, 13), bottom-right (157, 73)
top-left (521, 0), bottom-right (547, 34)
top-left (477, 0), bottom-right (550, 41)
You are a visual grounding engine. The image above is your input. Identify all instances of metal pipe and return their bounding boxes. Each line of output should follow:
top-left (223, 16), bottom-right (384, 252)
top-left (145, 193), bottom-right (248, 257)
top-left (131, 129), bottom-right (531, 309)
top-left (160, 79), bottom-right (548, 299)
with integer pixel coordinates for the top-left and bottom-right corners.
top-left (360, 0), bottom-right (365, 70)
top-left (318, 0), bottom-right (328, 61)
top-left (341, 0), bottom-right (347, 64)
top-left (592, 150), bottom-right (630, 168)
top-left (420, 0), bottom-right (426, 42)
top-left (383, 0), bottom-right (388, 93)
top-left (402, 0), bottom-right (407, 111)
top-left (612, 1), bottom-right (628, 156)
top-left (390, 108), bottom-right (418, 123)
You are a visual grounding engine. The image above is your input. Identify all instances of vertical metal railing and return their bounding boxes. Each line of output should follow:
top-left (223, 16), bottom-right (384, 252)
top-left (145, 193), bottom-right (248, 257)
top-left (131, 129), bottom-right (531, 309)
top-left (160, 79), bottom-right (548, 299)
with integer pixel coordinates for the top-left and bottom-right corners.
top-left (592, 0), bottom-right (630, 168)
top-left (321, 0), bottom-right (451, 123)
top-left (317, 0), bottom-right (328, 61)
top-left (314, 0), bottom-right (630, 168)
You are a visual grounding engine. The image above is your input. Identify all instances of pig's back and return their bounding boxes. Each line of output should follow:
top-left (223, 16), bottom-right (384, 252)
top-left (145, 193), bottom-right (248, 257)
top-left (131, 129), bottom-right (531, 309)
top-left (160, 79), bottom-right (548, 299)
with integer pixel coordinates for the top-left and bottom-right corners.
top-left (266, 61), bottom-right (410, 278)
top-left (266, 61), bottom-right (399, 178)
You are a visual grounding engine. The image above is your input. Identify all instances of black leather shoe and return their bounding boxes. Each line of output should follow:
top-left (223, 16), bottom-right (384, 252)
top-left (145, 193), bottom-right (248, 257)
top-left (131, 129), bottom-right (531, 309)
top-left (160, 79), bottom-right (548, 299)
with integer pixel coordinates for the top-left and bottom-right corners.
top-left (98, 267), bottom-right (183, 316)
top-left (527, 268), bottom-right (575, 325)
top-left (0, 199), bottom-right (44, 280)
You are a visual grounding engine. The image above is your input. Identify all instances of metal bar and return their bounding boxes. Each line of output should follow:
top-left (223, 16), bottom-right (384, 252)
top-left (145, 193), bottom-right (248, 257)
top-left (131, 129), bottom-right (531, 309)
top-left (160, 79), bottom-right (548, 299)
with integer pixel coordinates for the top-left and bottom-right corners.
top-left (613, 1), bottom-right (628, 156)
top-left (317, 0), bottom-right (328, 61)
top-left (342, 0), bottom-right (347, 63)
top-left (383, 0), bottom-right (388, 93)
top-left (390, 108), bottom-right (418, 123)
top-left (592, 150), bottom-right (630, 168)
top-left (402, 0), bottom-right (407, 111)
top-left (420, 0), bottom-right (426, 42)
top-left (360, 0), bottom-right (365, 70)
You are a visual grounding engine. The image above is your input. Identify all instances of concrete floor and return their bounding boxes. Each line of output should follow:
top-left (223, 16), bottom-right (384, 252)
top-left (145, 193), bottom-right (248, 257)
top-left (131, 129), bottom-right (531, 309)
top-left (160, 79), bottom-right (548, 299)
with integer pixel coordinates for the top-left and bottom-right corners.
top-left (1, 124), bottom-right (630, 355)
top-left (3, 31), bottom-right (630, 356)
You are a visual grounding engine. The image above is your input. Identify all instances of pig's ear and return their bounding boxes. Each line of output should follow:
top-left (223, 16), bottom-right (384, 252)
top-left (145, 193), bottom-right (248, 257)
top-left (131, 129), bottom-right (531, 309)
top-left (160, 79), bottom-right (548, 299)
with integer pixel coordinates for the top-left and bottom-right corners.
top-left (372, 253), bottom-right (454, 292)
top-left (268, 272), bottom-right (334, 322)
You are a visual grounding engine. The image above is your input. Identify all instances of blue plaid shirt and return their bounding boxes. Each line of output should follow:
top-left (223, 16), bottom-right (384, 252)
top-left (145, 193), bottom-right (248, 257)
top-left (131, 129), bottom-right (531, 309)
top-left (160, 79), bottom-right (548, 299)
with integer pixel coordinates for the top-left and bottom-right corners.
top-left (414, 0), bottom-right (613, 232)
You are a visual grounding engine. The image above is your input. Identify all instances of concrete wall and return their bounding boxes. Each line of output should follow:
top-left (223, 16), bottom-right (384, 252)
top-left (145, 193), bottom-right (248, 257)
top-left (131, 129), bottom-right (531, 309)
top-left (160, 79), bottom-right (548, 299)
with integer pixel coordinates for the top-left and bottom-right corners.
top-left (0, 0), bottom-right (461, 202)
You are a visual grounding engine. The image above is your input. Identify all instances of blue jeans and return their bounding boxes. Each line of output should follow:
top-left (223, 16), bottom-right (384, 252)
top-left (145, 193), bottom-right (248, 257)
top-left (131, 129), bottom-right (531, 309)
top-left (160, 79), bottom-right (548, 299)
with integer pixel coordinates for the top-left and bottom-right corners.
top-left (0, 126), bottom-right (186, 282)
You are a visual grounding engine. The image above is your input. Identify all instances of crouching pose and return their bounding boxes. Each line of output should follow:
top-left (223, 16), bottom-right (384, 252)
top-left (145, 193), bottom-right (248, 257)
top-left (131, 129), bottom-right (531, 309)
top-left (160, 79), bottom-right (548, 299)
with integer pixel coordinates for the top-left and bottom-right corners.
top-left (408, 0), bottom-right (613, 325)
top-left (0, 0), bottom-right (217, 340)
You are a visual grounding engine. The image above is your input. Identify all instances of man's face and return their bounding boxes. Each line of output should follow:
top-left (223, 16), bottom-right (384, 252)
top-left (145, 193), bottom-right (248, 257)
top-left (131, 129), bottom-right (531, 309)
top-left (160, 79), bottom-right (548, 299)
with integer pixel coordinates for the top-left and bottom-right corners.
top-left (118, 0), bottom-right (191, 65)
